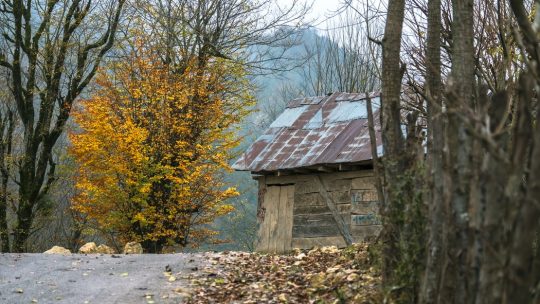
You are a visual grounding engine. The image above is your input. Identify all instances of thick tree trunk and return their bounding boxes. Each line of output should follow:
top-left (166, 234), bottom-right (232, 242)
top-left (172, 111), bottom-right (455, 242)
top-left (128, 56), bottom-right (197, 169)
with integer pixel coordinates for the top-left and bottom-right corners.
top-left (0, 111), bottom-right (14, 252)
top-left (380, 0), bottom-right (406, 288)
top-left (0, 162), bottom-right (11, 252)
top-left (420, 0), bottom-right (443, 301)
top-left (503, 74), bottom-right (540, 304)
top-left (141, 239), bottom-right (165, 254)
top-left (13, 198), bottom-right (34, 252)
top-left (0, 189), bottom-right (8, 252)
top-left (474, 81), bottom-right (529, 304)
top-left (440, 0), bottom-right (475, 301)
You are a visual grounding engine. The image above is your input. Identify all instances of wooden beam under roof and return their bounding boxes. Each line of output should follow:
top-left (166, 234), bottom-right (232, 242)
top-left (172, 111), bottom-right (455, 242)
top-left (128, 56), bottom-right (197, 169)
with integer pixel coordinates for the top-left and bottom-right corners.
top-left (277, 170), bottom-right (292, 176)
top-left (317, 165), bottom-right (336, 172)
top-left (293, 168), bottom-right (312, 174)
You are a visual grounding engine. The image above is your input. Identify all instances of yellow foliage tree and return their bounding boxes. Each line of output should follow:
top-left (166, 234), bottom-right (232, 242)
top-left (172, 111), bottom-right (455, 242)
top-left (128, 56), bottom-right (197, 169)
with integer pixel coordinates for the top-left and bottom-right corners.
top-left (69, 45), bottom-right (254, 253)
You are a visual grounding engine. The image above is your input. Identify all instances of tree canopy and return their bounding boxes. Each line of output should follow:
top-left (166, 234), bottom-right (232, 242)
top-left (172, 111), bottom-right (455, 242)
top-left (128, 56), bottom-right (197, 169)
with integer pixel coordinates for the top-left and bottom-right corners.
top-left (70, 44), bottom-right (253, 252)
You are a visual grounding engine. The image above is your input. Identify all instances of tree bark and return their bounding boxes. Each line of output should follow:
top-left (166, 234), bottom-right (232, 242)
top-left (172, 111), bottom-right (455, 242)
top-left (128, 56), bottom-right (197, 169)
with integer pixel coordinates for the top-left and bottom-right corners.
top-left (420, 0), bottom-right (443, 301)
top-left (380, 0), bottom-right (406, 291)
top-left (0, 109), bottom-right (13, 252)
top-left (502, 72), bottom-right (540, 304)
top-left (440, 0), bottom-right (475, 301)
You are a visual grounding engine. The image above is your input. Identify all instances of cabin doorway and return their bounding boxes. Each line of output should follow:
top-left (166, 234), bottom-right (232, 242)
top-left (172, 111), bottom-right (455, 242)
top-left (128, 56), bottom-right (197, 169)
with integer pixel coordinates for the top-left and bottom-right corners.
top-left (256, 184), bottom-right (294, 253)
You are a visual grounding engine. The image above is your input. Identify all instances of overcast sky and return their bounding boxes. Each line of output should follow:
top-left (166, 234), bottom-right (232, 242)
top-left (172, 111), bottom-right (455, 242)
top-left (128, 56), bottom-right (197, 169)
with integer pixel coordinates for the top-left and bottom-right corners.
top-left (276, 0), bottom-right (345, 25)
top-left (306, 0), bottom-right (343, 20)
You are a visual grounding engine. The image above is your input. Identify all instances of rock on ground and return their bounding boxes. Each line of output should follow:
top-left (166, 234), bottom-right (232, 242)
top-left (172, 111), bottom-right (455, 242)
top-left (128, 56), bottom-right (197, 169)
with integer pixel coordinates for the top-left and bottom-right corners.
top-left (124, 242), bottom-right (143, 254)
top-left (78, 242), bottom-right (98, 254)
top-left (43, 246), bottom-right (71, 255)
top-left (96, 244), bottom-right (115, 254)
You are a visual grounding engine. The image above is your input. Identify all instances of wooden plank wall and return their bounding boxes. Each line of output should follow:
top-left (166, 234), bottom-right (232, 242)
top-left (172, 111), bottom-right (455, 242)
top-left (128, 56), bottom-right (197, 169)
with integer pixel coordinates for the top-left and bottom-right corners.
top-left (262, 170), bottom-right (381, 249)
top-left (256, 170), bottom-right (382, 251)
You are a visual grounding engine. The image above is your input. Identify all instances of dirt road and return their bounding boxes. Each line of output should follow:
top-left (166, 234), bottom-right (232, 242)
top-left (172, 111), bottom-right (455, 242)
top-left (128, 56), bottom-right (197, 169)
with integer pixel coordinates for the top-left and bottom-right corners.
top-left (0, 252), bottom-right (209, 304)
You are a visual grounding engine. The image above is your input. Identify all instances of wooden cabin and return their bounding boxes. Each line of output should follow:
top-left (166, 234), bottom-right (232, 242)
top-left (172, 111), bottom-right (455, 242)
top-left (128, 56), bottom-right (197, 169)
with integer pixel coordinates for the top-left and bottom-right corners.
top-left (233, 92), bottom-right (382, 252)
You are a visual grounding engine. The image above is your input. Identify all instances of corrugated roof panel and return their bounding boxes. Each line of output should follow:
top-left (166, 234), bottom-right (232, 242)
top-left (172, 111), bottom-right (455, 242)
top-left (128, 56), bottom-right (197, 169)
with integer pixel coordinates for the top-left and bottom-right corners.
top-left (327, 101), bottom-right (368, 123)
top-left (303, 108), bottom-right (322, 129)
top-left (269, 106), bottom-right (307, 128)
top-left (232, 92), bottom-right (382, 172)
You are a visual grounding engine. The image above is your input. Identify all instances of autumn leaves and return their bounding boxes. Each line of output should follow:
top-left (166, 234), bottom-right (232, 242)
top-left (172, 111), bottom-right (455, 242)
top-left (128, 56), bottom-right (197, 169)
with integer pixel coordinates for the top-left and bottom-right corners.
top-left (69, 44), bottom-right (253, 253)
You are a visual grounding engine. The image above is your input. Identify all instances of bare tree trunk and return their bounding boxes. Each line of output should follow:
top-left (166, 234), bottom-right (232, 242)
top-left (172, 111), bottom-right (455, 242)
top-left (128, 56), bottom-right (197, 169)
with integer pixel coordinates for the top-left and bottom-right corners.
top-left (0, 110), bottom-right (13, 252)
top-left (0, 0), bottom-right (125, 252)
top-left (503, 74), bottom-right (540, 304)
top-left (491, 1), bottom-right (540, 303)
top-left (420, 0), bottom-right (443, 301)
top-left (380, 0), bottom-right (406, 288)
top-left (0, 190), bottom-right (8, 252)
top-left (439, 0), bottom-right (475, 301)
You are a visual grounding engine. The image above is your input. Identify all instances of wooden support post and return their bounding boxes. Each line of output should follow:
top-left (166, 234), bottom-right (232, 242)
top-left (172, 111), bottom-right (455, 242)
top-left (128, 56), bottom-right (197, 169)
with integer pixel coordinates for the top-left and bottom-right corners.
top-left (277, 170), bottom-right (291, 176)
top-left (365, 95), bottom-right (386, 207)
top-left (314, 175), bottom-right (354, 246)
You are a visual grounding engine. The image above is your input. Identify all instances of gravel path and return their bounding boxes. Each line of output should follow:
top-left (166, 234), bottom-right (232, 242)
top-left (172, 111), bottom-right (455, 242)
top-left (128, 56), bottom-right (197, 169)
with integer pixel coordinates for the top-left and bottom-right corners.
top-left (0, 253), bottom-right (209, 304)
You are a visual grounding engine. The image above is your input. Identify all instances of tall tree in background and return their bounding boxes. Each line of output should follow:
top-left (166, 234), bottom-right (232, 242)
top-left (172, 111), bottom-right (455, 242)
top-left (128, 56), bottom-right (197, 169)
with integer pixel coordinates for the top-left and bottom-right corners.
top-left (130, 0), bottom-right (308, 74)
top-left (0, 76), bottom-right (14, 253)
top-left (299, 6), bottom-right (381, 95)
top-left (379, 0), bottom-right (426, 301)
top-left (439, 0), bottom-right (475, 301)
top-left (70, 44), bottom-right (253, 253)
top-left (379, 0), bottom-right (406, 283)
top-left (0, 0), bottom-right (125, 252)
top-left (419, 0), bottom-right (443, 301)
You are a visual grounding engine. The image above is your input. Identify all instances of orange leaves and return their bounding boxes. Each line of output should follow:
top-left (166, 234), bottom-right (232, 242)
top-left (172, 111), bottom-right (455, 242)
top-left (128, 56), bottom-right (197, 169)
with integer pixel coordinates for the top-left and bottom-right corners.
top-left (186, 244), bottom-right (381, 303)
top-left (69, 44), bottom-right (253, 251)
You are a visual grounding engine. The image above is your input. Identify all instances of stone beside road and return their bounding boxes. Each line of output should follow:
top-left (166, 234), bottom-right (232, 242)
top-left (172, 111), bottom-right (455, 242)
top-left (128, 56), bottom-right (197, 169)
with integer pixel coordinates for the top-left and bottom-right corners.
top-left (96, 244), bottom-right (115, 254)
top-left (77, 242), bottom-right (116, 254)
top-left (43, 246), bottom-right (71, 255)
top-left (124, 242), bottom-right (144, 254)
top-left (78, 242), bottom-right (98, 254)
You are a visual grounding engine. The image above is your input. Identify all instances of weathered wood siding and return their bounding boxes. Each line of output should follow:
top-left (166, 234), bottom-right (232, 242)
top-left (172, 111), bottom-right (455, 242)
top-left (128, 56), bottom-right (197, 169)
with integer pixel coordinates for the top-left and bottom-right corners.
top-left (256, 170), bottom-right (381, 252)
top-left (255, 184), bottom-right (294, 253)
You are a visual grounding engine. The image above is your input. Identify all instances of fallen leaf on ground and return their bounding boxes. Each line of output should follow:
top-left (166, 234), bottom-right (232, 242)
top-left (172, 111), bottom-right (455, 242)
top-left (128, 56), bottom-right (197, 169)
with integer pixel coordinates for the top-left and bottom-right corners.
top-left (186, 243), bottom-right (381, 303)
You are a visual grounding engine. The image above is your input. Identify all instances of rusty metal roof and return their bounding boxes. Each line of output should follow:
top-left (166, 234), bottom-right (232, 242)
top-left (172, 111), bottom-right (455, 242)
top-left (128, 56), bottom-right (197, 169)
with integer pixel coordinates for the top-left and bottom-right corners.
top-left (233, 92), bottom-right (382, 172)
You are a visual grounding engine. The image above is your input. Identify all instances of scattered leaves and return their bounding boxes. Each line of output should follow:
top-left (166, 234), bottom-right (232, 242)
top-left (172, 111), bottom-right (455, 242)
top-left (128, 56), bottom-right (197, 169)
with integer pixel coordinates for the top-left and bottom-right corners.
top-left (186, 243), bottom-right (381, 303)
